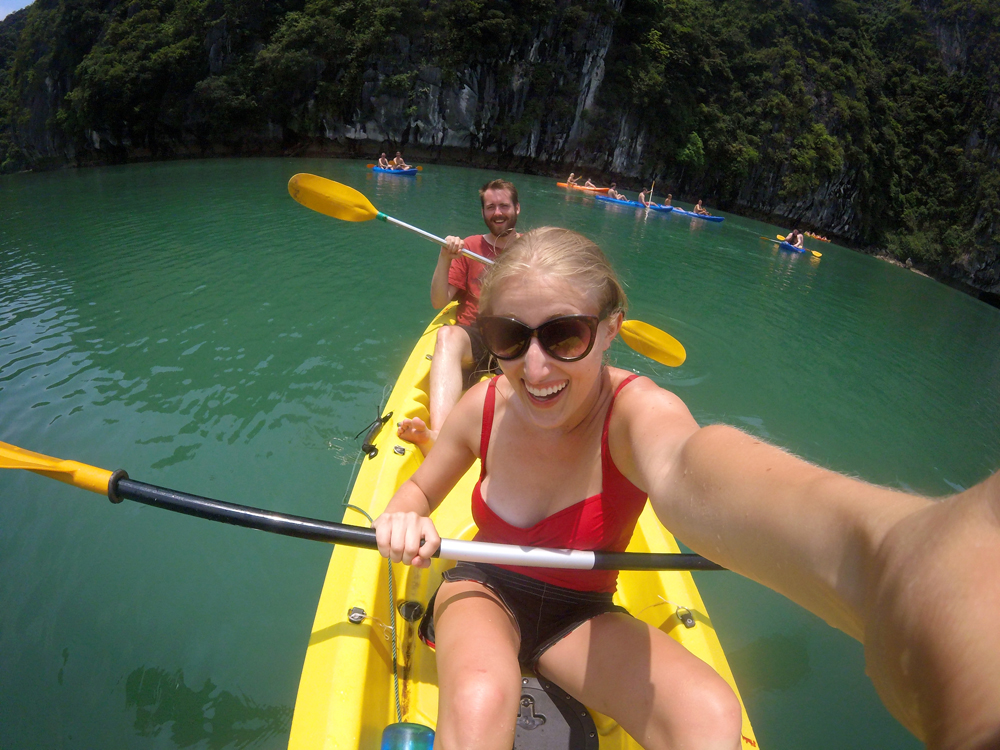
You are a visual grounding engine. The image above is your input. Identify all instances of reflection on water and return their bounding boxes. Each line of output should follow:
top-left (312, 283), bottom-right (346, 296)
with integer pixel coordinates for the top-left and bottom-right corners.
top-left (126, 666), bottom-right (291, 749)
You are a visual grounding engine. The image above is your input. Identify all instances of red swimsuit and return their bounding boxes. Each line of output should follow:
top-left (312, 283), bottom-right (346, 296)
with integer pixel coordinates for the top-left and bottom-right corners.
top-left (471, 374), bottom-right (648, 592)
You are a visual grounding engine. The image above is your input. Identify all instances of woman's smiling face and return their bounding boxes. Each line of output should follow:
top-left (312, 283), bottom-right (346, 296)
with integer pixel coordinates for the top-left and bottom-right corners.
top-left (489, 270), bottom-right (620, 430)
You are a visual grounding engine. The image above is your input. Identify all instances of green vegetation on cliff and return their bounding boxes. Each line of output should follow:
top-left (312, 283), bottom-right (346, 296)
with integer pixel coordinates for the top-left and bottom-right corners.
top-left (1, 0), bottom-right (998, 292)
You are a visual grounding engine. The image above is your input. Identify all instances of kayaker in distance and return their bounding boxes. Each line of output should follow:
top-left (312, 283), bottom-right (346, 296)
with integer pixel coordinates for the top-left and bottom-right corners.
top-left (377, 153), bottom-right (391, 169)
top-left (392, 151), bottom-right (411, 170)
top-left (638, 188), bottom-right (658, 207)
top-left (375, 227), bottom-right (1000, 750)
top-left (607, 183), bottom-right (625, 200)
top-left (663, 193), bottom-right (673, 206)
top-left (396, 180), bottom-right (521, 453)
top-left (786, 229), bottom-right (804, 248)
top-left (693, 199), bottom-right (712, 215)
top-left (584, 178), bottom-right (597, 188)
top-left (566, 173), bottom-right (579, 186)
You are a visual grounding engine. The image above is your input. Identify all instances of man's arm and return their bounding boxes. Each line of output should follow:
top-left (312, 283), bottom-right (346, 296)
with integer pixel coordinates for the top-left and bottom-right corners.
top-left (430, 236), bottom-right (464, 309)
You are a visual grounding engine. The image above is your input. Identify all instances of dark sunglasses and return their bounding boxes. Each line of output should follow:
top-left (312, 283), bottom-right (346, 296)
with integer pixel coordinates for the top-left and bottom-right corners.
top-left (478, 315), bottom-right (603, 362)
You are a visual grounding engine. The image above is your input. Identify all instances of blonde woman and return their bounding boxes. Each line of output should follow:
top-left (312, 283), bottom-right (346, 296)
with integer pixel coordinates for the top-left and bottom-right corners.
top-left (375, 228), bottom-right (1000, 750)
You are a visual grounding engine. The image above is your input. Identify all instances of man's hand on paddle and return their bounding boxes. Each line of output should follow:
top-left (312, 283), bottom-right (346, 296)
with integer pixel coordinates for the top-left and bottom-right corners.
top-left (440, 236), bottom-right (464, 263)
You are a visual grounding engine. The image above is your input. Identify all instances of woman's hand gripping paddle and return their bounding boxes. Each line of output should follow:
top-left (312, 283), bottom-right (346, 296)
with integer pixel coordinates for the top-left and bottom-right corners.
top-left (288, 173), bottom-right (687, 367)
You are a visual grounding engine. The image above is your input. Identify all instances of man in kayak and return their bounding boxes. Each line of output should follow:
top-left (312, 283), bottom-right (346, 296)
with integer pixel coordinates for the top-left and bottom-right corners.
top-left (786, 229), bottom-right (805, 248)
top-left (377, 227), bottom-right (1000, 750)
top-left (566, 173), bottom-right (580, 186)
top-left (377, 153), bottom-right (391, 169)
top-left (392, 151), bottom-right (411, 170)
top-left (608, 183), bottom-right (625, 200)
top-left (638, 188), bottom-right (658, 207)
top-left (663, 193), bottom-right (673, 206)
top-left (397, 179), bottom-right (521, 452)
top-left (693, 199), bottom-right (712, 215)
top-left (584, 178), bottom-right (597, 188)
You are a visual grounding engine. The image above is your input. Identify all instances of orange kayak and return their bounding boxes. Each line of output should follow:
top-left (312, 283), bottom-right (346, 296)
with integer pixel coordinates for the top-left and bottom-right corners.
top-left (557, 182), bottom-right (611, 193)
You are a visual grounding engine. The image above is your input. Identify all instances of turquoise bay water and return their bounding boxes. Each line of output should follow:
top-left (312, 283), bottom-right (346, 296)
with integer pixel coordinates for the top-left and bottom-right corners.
top-left (1, 159), bottom-right (998, 749)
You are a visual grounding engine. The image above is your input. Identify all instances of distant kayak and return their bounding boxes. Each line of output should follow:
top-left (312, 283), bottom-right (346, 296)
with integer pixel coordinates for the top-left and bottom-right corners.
top-left (373, 166), bottom-right (418, 175)
top-left (595, 194), bottom-right (644, 208)
top-left (595, 195), bottom-right (674, 212)
top-left (672, 207), bottom-right (724, 222)
top-left (557, 182), bottom-right (611, 193)
top-left (779, 241), bottom-right (806, 253)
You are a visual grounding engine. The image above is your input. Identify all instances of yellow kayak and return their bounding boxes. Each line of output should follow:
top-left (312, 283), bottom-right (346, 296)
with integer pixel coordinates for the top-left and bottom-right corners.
top-left (288, 305), bottom-right (761, 749)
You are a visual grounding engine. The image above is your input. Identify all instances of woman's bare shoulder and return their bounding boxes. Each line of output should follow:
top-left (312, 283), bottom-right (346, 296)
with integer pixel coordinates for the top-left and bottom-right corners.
top-left (607, 369), bottom-right (692, 417)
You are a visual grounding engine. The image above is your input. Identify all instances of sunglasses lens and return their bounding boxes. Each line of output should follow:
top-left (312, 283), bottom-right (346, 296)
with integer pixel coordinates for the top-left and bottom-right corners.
top-left (480, 318), bottom-right (530, 359)
top-left (538, 318), bottom-right (595, 361)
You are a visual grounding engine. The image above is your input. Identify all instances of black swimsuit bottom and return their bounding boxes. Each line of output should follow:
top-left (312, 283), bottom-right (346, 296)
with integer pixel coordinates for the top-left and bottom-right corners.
top-left (419, 562), bottom-right (630, 669)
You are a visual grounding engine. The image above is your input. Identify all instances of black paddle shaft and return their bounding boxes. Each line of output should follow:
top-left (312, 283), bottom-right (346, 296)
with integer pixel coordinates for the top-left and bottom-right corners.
top-left (112, 476), bottom-right (378, 547)
top-left (107, 474), bottom-right (725, 571)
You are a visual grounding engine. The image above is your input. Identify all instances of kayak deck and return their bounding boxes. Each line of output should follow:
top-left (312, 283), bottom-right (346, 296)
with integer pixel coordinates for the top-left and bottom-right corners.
top-left (289, 306), bottom-right (759, 749)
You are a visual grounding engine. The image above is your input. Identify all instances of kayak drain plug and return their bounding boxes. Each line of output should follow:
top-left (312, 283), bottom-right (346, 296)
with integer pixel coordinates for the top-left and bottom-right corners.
top-left (348, 606), bottom-right (367, 624)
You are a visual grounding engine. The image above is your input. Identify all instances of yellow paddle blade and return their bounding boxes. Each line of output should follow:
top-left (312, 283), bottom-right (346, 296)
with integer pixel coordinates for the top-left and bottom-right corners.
top-left (0, 441), bottom-right (112, 495)
top-left (777, 234), bottom-right (786, 241)
top-left (287, 173), bottom-right (379, 222)
top-left (620, 320), bottom-right (686, 367)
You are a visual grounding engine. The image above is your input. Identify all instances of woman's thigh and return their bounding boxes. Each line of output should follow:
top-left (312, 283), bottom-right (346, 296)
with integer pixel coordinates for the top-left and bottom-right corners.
top-left (536, 613), bottom-right (742, 750)
top-left (432, 579), bottom-right (523, 750)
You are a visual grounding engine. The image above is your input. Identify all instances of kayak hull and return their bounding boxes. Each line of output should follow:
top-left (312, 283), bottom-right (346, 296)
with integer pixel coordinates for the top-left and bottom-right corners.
top-left (373, 166), bottom-right (418, 175)
top-left (595, 194), bottom-right (644, 208)
top-left (288, 305), bottom-right (760, 749)
top-left (595, 195), bottom-right (674, 212)
top-left (672, 208), bottom-right (724, 222)
top-left (557, 182), bottom-right (611, 193)
top-left (779, 241), bottom-right (805, 253)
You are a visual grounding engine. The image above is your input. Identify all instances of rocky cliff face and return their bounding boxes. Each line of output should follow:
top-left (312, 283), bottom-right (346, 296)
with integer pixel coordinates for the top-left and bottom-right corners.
top-left (335, 0), bottom-right (625, 166)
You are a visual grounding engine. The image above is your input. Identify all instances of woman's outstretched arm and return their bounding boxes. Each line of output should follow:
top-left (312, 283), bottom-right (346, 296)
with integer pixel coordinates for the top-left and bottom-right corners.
top-left (613, 379), bottom-right (1000, 748)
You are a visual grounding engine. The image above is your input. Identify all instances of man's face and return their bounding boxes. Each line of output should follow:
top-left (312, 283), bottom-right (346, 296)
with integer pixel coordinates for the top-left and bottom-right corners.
top-left (481, 188), bottom-right (520, 236)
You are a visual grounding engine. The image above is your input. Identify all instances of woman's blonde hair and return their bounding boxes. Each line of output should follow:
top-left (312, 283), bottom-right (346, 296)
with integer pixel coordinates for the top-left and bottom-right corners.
top-left (479, 227), bottom-right (628, 319)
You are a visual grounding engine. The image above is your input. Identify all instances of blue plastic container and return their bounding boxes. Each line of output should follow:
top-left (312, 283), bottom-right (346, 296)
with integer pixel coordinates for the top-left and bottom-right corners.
top-left (381, 722), bottom-right (435, 749)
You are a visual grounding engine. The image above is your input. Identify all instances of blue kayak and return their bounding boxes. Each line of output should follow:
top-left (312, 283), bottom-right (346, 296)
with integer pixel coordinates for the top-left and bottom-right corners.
top-left (779, 241), bottom-right (805, 253)
top-left (672, 207), bottom-right (724, 222)
top-left (595, 195), bottom-right (674, 212)
top-left (373, 166), bottom-right (418, 176)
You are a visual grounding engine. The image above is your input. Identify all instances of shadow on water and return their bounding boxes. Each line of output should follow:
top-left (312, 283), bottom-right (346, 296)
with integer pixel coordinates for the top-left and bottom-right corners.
top-left (125, 666), bottom-right (291, 749)
top-left (725, 632), bottom-right (812, 701)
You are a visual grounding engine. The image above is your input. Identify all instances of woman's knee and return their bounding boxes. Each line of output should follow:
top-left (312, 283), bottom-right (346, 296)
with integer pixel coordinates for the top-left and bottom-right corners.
top-left (658, 677), bottom-right (742, 750)
top-left (434, 325), bottom-right (468, 355)
top-left (438, 670), bottom-right (520, 748)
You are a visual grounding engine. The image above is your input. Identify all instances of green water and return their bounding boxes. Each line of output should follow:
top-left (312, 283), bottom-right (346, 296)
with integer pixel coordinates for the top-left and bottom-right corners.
top-left (1, 159), bottom-right (998, 749)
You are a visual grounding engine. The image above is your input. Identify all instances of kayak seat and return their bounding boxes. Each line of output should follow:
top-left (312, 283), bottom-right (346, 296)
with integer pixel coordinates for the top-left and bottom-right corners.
top-left (515, 677), bottom-right (599, 749)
